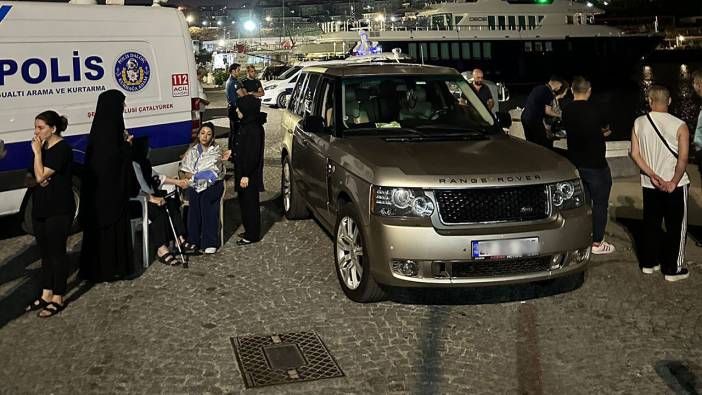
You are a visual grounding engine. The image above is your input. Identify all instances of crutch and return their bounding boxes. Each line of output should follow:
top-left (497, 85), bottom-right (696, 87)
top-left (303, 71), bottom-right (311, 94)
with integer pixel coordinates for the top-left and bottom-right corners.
top-left (163, 190), bottom-right (188, 268)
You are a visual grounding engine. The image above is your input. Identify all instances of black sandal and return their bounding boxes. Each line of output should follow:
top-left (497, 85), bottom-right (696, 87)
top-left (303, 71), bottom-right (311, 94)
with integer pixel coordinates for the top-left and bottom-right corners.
top-left (157, 251), bottom-right (180, 266)
top-left (38, 302), bottom-right (65, 318)
top-left (182, 242), bottom-right (199, 255)
top-left (26, 298), bottom-right (50, 312)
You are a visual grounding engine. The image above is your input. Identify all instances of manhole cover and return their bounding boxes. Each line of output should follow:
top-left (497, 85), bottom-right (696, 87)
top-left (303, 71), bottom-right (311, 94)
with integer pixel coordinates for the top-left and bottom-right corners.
top-left (231, 331), bottom-right (344, 388)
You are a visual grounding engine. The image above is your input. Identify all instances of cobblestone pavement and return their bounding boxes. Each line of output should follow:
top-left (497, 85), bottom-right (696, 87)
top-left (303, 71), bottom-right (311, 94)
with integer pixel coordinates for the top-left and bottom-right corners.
top-left (1, 91), bottom-right (701, 394)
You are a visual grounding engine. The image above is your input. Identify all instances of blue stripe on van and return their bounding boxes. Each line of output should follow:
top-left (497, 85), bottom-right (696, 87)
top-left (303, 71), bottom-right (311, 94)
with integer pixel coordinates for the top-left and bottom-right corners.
top-left (0, 120), bottom-right (192, 172)
top-left (0, 6), bottom-right (11, 24)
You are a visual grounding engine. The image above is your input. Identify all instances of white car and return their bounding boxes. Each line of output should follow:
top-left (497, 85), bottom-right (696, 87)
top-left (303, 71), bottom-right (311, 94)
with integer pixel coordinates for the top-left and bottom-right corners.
top-left (262, 61), bottom-right (350, 108)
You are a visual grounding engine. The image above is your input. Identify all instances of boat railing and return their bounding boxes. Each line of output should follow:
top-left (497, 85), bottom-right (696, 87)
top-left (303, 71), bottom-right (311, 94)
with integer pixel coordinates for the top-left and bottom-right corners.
top-left (323, 23), bottom-right (545, 34)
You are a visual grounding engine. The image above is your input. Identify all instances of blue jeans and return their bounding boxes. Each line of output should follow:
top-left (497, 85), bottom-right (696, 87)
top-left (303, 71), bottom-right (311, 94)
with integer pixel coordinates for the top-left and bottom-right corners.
top-left (186, 181), bottom-right (224, 249)
top-left (578, 167), bottom-right (612, 243)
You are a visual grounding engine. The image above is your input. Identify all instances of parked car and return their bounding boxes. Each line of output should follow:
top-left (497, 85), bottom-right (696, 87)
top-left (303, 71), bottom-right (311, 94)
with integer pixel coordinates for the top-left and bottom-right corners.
top-left (280, 63), bottom-right (592, 302)
top-left (260, 64), bottom-right (291, 81)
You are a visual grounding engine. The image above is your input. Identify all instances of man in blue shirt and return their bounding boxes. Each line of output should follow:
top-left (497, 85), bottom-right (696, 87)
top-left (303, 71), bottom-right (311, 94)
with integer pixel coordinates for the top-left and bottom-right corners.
top-left (226, 63), bottom-right (243, 157)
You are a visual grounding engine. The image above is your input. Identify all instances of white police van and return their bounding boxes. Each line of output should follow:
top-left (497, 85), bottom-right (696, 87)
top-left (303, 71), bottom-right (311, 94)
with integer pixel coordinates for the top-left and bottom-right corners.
top-left (0, 2), bottom-right (201, 224)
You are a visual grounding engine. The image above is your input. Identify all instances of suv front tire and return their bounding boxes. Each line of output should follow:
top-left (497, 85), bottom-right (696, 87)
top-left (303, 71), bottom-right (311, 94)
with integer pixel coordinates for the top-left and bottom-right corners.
top-left (334, 203), bottom-right (385, 302)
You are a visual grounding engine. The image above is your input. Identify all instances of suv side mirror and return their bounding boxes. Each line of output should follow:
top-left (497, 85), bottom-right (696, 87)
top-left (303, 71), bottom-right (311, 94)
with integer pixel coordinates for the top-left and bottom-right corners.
top-left (302, 115), bottom-right (326, 134)
top-left (496, 111), bottom-right (512, 129)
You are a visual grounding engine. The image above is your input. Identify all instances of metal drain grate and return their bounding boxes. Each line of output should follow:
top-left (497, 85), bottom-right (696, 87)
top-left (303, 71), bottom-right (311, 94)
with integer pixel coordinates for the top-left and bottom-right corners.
top-left (231, 331), bottom-right (344, 388)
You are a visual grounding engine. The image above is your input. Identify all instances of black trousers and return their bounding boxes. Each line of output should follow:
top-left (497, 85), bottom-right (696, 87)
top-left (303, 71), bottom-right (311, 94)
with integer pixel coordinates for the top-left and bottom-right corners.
top-left (642, 185), bottom-right (688, 275)
top-left (149, 196), bottom-right (186, 249)
top-left (33, 214), bottom-right (72, 295)
top-left (238, 187), bottom-right (261, 242)
top-left (579, 167), bottom-right (612, 243)
top-left (522, 120), bottom-right (552, 149)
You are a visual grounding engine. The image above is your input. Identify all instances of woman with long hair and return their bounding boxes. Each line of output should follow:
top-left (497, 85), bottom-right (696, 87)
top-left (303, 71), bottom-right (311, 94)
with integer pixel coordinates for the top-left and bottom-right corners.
top-left (179, 122), bottom-right (226, 254)
top-left (25, 110), bottom-right (75, 317)
top-left (79, 90), bottom-right (134, 281)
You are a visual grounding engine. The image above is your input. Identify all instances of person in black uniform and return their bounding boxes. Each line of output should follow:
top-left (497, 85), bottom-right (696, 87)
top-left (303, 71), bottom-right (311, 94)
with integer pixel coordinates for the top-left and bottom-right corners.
top-left (79, 90), bottom-right (134, 282)
top-left (25, 111), bottom-right (75, 318)
top-left (234, 95), bottom-right (266, 245)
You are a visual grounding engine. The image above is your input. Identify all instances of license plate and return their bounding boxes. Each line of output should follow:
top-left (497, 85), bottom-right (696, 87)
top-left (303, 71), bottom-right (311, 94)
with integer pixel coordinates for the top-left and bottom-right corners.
top-left (471, 237), bottom-right (539, 259)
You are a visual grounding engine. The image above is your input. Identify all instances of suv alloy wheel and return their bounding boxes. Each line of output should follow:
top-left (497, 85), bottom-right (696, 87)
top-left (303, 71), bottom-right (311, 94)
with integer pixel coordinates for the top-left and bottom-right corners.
top-left (334, 203), bottom-right (385, 302)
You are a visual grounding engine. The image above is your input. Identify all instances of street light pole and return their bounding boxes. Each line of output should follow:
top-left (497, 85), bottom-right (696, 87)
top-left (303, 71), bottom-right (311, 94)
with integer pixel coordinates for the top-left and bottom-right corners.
top-left (281, 0), bottom-right (285, 43)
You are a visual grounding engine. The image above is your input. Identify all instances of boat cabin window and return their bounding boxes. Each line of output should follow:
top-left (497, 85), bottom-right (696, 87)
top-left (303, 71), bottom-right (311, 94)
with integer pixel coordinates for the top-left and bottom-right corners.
top-left (518, 16), bottom-right (526, 30)
top-left (566, 15), bottom-right (574, 25)
top-left (498, 16), bottom-right (506, 30)
top-left (528, 16), bottom-right (536, 29)
top-left (508, 16), bottom-right (516, 30)
top-left (488, 16), bottom-right (496, 30)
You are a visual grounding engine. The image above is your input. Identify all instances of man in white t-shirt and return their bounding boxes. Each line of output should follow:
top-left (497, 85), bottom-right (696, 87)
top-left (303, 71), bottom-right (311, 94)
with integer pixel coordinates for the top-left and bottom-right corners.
top-left (630, 85), bottom-right (690, 281)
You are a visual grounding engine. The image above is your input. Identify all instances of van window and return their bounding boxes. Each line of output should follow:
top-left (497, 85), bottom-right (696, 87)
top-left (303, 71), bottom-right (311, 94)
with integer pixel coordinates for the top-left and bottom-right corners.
top-left (288, 72), bottom-right (308, 113)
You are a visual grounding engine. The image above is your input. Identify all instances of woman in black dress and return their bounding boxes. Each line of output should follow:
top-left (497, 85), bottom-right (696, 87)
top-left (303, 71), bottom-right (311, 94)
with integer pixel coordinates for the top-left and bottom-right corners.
top-left (234, 95), bottom-right (266, 245)
top-left (25, 111), bottom-right (75, 317)
top-left (79, 90), bottom-right (134, 282)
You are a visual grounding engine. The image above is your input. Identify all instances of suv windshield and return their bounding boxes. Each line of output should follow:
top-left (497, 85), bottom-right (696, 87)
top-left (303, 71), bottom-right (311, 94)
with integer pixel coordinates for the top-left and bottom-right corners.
top-left (277, 66), bottom-right (301, 80)
top-left (341, 75), bottom-right (494, 134)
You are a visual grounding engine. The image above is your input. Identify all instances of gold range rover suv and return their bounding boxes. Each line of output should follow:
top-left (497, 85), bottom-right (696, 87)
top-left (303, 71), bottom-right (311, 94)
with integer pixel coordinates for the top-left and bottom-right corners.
top-left (280, 63), bottom-right (592, 302)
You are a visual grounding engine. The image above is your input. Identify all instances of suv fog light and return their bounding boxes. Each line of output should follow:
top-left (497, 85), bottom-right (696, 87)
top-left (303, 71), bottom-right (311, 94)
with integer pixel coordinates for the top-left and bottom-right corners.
top-left (572, 247), bottom-right (591, 263)
top-left (392, 260), bottom-right (418, 277)
top-left (550, 254), bottom-right (564, 270)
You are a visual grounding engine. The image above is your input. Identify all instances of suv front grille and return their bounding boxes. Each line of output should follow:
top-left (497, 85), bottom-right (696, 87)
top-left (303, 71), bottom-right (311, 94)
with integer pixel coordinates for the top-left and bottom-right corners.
top-left (435, 185), bottom-right (549, 224)
top-left (452, 257), bottom-right (551, 278)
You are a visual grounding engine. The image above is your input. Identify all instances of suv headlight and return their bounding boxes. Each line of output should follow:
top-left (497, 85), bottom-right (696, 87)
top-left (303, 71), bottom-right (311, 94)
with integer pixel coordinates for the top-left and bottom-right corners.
top-left (266, 84), bottom-right (278, 90)
top-left (371, 186), bottom-right (435, 218)
top-left (548, 179), bottom-right (585, 211)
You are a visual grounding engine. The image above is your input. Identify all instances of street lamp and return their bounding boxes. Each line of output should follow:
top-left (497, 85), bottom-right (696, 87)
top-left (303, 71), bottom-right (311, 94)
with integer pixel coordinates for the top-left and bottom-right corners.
top-left (185, 14), bottom-right (194, 24)
top-left (244, 20), bottom-right (256, 32)
top-left (217, 20), bottom-right (223, 26)
top-left (202, 20), bottom-right (208, 26)
top-left (265, 16), bottom-right (272, 22)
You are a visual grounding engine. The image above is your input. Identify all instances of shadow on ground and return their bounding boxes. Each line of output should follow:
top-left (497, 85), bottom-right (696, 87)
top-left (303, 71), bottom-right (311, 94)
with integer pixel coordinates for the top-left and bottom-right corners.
top-left (655, 360), bottom-right (701, 394)
top-left (383, 272), bottom-right (585, 305)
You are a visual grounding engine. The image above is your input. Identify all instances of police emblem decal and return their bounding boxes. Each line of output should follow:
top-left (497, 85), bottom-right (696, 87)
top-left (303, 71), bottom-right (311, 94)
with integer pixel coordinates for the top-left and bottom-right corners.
top-left (114, 52), bottom-right (150, 92)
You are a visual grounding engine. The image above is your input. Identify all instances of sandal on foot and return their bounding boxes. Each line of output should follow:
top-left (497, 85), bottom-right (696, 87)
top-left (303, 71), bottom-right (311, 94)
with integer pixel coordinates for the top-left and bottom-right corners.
top-left (157, 251), bottom-right (180, 266)
top-left (182, 242), bottom-right (198, 254)
top-left (26, 298), bottom-right (50, 312)
top-left (38, 302), bottom-right (65, 318)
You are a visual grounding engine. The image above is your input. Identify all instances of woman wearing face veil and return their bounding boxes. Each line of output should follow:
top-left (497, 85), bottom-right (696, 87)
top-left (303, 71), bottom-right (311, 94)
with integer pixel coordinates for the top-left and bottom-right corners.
top-left (79, 90), bottom-right (134, 281)
top-left (234, 95), bottom-right (265, 245)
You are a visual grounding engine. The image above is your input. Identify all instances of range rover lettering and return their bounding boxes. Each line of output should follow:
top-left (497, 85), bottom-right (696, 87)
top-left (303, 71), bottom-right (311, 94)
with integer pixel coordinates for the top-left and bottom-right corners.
top-left (280, 63), bottom-right (592, 302)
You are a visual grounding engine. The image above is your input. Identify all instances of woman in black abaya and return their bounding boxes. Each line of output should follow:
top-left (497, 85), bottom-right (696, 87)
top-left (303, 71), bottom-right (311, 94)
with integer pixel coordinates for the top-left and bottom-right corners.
top-left (233, 95), bottom-right (265, 245)
top-left (79, 90), bottom-right (134, 281)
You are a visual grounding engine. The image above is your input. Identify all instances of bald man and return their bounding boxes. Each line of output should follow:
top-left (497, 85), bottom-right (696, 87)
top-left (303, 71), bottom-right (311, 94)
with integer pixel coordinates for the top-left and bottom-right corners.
top-left (470, 69), bottom-right (495, 112)
top-left (630, 85), bottom-right (690, 281)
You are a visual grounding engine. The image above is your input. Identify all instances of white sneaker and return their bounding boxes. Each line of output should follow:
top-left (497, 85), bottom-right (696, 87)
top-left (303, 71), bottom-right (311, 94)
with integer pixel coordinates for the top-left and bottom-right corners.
top-left (203, 247), bottom-right (217, 254)
top-left (664, 268), bottom-right (689, 282)
top-left (591, 241), bottom-right (615, 255)
top-left (641, 265), bottom-right (660, 274)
